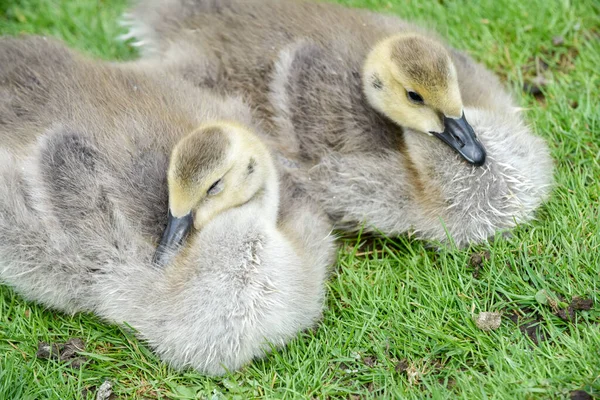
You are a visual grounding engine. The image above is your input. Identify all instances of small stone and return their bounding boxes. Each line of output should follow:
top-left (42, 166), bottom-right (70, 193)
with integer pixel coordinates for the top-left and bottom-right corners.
top-left (96, 381), bottom-right (113, 400)
top-left (552, 36), bottom-right (565, 46)
top-left (475, 312), bottom-right (502, 331)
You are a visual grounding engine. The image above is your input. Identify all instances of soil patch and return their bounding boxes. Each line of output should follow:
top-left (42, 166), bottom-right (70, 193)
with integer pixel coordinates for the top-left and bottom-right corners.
top-left (36, 337), bottom-right (87, 368)
top-left (570, 390), bottom-right (592, 400)
top-left (507, 308), bottom-right (547, 345)
top-left (469, 250), bottom-right (490, 278)
top-left (555, 296), bottom-right (594, 322)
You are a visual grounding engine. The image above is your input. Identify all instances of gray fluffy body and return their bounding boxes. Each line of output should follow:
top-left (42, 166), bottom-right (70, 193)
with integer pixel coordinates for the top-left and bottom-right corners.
top-left (0, 36), bottom-right (336, 375)
top-left (125, 0), bottom-right (554, 246)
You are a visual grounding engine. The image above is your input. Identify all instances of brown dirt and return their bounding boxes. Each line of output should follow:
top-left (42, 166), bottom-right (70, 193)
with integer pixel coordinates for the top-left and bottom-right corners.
top-left (555, 296), bottom-right (594, 322)
top-left (395, 359), bottom-right (409, 373)
top-left (469, 250), bottom-right (491, 278)
top-left (362, 355), bottom-right (377, 367)
top-left (507, 309), bottom-right (547, 345)
top-left (570, 390), bottom-right (593, 400)
top-left (36, 337), bottom-right (87, 368)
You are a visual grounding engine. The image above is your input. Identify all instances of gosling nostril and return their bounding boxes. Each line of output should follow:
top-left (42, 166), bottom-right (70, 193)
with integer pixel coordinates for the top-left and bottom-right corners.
top-left (451, 132), bottom-right (465, 148)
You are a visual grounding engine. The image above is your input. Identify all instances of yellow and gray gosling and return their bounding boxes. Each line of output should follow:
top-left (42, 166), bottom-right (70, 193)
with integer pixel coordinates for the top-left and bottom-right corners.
top-left (0, 36), bottom-right (336, 375)
top-left (122, 0), bottom-right (553, 245)
top-left (154, 121), bottom-right (279, 265)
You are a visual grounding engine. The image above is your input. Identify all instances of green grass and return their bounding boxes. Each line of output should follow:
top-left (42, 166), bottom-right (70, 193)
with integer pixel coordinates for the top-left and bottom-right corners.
top-left (1, 0), bottom-right (599, 398)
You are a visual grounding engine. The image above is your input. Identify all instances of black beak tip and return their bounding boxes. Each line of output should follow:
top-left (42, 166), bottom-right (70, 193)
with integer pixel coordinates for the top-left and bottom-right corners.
top-left (471, 146), bottom-right (487, 167)
top-left (466, 146), bottom-right (487, 167)
top-left (431, 114), bottom-right (487, 167)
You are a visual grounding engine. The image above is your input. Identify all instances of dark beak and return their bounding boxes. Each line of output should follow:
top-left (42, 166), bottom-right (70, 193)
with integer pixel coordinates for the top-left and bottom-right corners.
top-left (431, 113), bottom-right (486, 166)
top-left (153, 210), bottom-right (194, 266)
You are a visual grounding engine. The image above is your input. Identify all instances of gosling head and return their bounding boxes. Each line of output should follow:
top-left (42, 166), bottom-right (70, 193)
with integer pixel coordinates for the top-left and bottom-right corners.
top-left (153, 122), bottom-right (275, 266)
top-left (363, 33), bottom-right (486, 166)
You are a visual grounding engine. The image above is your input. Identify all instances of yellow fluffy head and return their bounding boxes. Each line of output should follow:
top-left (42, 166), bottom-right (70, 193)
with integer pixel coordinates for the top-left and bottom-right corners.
top-left (363, 33), bottom-right (464, 134)
top-left (168, 121), bottom-right (272, 229)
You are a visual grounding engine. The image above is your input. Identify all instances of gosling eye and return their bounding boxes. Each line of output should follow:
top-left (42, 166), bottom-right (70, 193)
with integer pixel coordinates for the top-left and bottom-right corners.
top-left (407, 91), bottom-right (424, 105)
top-left (207, 179), bottom-right (224, 196)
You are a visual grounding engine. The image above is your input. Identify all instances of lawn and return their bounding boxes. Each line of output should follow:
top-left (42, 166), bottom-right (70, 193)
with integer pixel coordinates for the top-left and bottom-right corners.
top-left (1, 0), bottom-right (599, 398)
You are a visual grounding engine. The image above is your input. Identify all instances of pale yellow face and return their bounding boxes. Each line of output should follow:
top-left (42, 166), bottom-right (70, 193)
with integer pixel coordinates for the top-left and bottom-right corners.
top-left (363, 34), bottom-right (464, 134)
top-left (168, 122), bottom-right (269, 229)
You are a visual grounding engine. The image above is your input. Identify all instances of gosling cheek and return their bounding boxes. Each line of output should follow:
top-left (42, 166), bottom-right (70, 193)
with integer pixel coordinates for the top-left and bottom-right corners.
top-left (429, 125), bottom-right (444, 135)
top-left (193, 205), bottom-right (221, 230)
top-left (193, 211), bottom-right (210, 230)
top-left (426, 119), bottom-right (445, 135)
